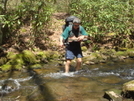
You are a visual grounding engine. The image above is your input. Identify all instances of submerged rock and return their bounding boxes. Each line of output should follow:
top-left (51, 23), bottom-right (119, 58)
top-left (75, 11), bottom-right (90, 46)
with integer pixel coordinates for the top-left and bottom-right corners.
top-left (103, 89), bottom-right (122, 101)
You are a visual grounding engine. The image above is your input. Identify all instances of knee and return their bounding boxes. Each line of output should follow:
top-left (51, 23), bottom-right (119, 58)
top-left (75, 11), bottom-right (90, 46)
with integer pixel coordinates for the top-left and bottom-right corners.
top-left (66, 60), bottom-right (71, 64)
top-left (77, 58), bottom-right (82, 63)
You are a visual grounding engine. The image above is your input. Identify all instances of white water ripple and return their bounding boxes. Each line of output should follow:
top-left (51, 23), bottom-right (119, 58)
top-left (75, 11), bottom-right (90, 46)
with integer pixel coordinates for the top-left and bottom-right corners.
top-left (43, 71), bottom-right (78, 79)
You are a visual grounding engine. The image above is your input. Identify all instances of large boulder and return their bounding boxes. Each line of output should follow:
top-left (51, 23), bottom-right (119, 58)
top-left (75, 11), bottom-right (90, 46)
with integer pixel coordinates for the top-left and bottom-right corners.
top-left (122, 80), bottom-right (134, 99)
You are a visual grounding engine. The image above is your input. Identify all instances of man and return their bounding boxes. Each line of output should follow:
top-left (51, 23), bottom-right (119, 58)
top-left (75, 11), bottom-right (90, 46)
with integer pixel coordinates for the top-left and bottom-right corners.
top-left (60, 18), bottom-right (88, 73)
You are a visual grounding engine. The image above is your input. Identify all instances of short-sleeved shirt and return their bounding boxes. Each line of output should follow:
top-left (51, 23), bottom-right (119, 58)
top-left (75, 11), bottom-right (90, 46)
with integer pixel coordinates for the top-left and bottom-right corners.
top-left (61, 25), bottom-right (88, 40)
top-left (61, 25), bottom-right (88, 51)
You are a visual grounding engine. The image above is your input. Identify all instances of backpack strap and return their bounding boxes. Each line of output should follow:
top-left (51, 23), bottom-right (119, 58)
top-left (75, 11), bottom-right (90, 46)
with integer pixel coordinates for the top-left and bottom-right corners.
top-left (64, 25), bottom-right (82, 45)
top-left (68, 25), bottom-right (82, 37)
top-left (63, 25), bottom-right (72, 44)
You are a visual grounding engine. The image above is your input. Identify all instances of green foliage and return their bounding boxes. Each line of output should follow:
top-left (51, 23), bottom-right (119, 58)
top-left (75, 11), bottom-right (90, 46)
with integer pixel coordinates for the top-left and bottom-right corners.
top-left (53, 0), bottom-right (71, 12)
top-left (0, 0), bottom-right (55, 44)
top-left (68, 0), bottom-right (134, 45)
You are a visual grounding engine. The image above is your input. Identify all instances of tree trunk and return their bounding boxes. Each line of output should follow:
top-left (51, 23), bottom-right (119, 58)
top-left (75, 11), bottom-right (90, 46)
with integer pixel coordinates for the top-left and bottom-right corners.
top-left (0, 23), bottom-right (3, 45)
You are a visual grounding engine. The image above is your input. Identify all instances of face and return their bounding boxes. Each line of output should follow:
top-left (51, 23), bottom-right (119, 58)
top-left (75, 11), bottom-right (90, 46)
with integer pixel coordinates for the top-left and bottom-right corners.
top-left (73, 23), bottom-right (80, 29)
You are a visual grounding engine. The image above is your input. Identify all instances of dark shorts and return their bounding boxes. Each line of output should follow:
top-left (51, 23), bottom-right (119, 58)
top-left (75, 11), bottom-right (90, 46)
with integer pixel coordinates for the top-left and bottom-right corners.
top-left (65, 49), bottom-right (83, 60)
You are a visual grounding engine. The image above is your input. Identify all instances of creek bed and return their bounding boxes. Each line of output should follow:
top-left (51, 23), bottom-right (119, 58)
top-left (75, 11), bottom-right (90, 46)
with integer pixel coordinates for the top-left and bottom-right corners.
top-left (0, 59), bottom-right (134, 101)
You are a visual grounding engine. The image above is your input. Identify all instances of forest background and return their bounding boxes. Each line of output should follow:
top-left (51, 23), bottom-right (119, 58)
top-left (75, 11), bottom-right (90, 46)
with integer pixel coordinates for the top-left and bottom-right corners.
top-left (0, 0), bottom-right (134, 51)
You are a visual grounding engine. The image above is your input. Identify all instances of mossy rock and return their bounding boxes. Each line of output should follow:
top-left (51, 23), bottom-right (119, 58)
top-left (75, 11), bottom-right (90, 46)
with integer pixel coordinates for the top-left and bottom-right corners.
top-left (22, 50), bottom-right (38, 64)
top-left (90, 52), bottom-right (104, 60)
top-left (117, 47), bottom-right (127, 51)
top-left (6, 52), bottom-right (25, 65)
top-left (12, 64), bottom-right (23, 70)
top-left (29, 64), bottom-right (42, 69)
top-left (51, 51), bottom-right (60, 59)
top-left (0, 57), bottom-right (7, 65)
top-left (126, 49), bottom-right (134, 58)
top-left (81, 46), bottom-right (88, 52)
top-left (83, 52), bottom-right (106, 64)
top-left (7, 52), bottom-right (17, 59)
top-left (115, 51), bottom-right (127, 56)
top-left (36, 51), bottom-right (47, 59)
top-left (36, 50), bottom-right (59, 62)
top-left (100, 49), bottom-right (116, 56)
top-left (83, 53), bottom-right (96, 62)
top-left (123, 80), bottom-right (134, 92)
top-left (44, 51), bottom-right (60, 61)
top-left (122, 80), bottom-right (134, 99)
top-left (9, 57), bottom-right (24, 65)
top-left (0, 64), bottom-right (12, 72)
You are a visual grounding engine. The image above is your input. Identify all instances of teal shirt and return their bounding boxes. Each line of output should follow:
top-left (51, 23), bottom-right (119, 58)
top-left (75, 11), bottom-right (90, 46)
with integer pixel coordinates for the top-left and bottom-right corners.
top-left (61, 25), bottom-right (88, 40)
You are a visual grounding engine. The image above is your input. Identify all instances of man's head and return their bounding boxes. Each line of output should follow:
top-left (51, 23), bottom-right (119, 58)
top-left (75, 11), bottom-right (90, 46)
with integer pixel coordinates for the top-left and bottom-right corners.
top-left (73, 18), bottom-right (81, 29)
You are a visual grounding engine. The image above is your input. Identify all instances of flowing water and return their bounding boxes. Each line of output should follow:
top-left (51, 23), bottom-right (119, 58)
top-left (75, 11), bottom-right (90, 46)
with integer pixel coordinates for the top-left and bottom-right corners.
top-left (0, 59), bottom-right (134, 101)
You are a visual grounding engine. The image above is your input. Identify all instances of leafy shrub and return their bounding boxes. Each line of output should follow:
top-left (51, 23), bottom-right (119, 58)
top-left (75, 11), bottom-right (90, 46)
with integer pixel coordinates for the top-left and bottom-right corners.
top-left (0, 0), bottom-right (55, 45)
top-left (68, 0), bottom-right (134, 47)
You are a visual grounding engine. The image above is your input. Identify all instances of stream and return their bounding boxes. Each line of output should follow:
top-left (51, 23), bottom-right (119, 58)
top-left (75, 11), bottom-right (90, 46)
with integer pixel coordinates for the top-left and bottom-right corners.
top-left (0, 59), bottom-right (134, 101)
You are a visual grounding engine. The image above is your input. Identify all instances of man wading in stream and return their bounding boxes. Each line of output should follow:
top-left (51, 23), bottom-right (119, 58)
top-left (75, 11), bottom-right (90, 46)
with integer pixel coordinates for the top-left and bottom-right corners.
top-left (59, 17), bottom-right (88, 75)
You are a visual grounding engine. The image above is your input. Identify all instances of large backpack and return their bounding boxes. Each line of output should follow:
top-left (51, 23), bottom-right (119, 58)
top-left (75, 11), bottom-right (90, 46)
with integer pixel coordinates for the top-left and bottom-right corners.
top-left (62, 16), bottom-right (78, 31)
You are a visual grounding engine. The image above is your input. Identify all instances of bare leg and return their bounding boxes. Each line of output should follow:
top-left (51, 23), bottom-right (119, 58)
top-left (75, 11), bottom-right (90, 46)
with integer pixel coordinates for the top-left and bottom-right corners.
top-left (76, 58), bottom-right (82, 71)
top-left (65, 59), bottom-right (71, 73)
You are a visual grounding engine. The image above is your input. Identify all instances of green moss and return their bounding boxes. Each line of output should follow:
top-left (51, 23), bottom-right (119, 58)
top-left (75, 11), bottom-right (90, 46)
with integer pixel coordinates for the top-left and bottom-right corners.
top-left (100, 49), bottom-right (116, 56)
top-left (81, 46), bottom-right (87, 52)
top-left (29, 64), bottom-right (42, 69)
top-left (126, 49), bottom-right (134, 58)
top-left (115, 51), bottom-right (127, 56)
top-left (13, 64), bottom-right (22, 70)
top-left (22, 50), bottom-right (38, 64)
top-left (123, 80), bottom-right (134, 92)
top-left (106, 32), bottom-right (116, 37)
top-left (40, 51), bottom-right (60, 61)
top-left (90, 52), bottom-right (102, 59)
top-left (20, 28), bottom-right (27, 32)
top-left (0, 57), bottom-right (7, 65)
top-left (7, 52), bottom-right (17, 59)
top-left (36, 51), bottom-right (47, 60)
top-left (0, 64), bottom-right (12, 72)
top-left (51, 51), bottom-right (60, 59)
top-left (10, 57), bottom-right (24, 65)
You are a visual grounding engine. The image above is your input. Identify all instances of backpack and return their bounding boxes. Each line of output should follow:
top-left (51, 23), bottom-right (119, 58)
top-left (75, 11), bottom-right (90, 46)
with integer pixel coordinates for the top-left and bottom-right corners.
top-left (62, 15), bottom-right (78, 31)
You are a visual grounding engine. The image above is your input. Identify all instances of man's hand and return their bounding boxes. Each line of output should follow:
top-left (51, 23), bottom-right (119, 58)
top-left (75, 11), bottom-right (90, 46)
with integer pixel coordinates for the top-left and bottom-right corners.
top-left (77, 35), bottom-right (85, 41)
top-left (59, 42), bottom-right (64, 47)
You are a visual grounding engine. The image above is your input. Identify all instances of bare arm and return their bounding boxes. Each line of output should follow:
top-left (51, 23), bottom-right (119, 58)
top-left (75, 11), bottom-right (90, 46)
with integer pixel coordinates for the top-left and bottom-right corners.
top-left (59, 36), bottom-right (64, 47)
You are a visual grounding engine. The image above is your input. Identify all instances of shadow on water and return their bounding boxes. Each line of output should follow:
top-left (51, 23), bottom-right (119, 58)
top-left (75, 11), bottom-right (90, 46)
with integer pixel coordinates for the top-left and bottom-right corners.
top-left (26, 68), bottom-right (57, 101)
